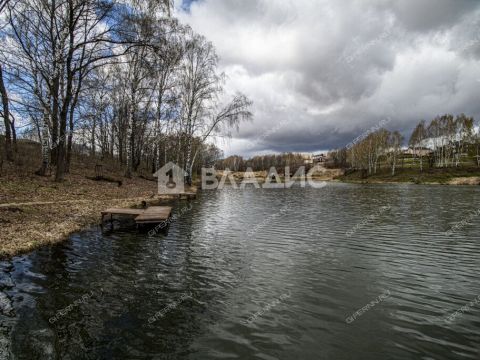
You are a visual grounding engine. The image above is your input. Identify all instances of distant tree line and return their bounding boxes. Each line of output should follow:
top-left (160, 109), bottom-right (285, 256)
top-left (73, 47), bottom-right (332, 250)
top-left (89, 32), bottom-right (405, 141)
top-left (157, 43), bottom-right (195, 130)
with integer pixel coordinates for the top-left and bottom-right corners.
top-left (328, 114), bottom-right (479, 175)
top-left (216, 153), bottom-right (306, 172)
top-left (0, 0), bottom-right (252, 183)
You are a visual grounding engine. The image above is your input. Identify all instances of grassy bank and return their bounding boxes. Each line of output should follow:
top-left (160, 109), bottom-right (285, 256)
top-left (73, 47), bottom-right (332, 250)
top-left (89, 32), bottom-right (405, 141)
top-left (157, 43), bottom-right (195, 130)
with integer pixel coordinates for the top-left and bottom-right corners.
top-left (0, 140), bottom-right (185, 259)
top-left (337, 167), bottom-right (480, 185)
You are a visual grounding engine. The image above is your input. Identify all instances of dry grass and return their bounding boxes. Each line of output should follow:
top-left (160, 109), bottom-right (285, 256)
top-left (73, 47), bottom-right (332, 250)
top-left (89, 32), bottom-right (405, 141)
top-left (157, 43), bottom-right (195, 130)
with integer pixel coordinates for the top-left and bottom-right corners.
top-left (0, 198), bottom-right (148, 258)
top-left (447, 177), bottom-right (480, 185)
top-left (339, 167), bottom-right (480, 185)
top-left (0, 139), bottom-right (185, 259)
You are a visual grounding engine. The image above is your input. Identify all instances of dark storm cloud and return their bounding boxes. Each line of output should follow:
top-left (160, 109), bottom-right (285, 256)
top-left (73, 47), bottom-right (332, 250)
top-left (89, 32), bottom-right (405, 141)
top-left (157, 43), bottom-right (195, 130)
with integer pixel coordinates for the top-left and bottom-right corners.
top-left (177, 0), bottom-right (480, 156)
top-left (385, 0), bottom-right (479, 32)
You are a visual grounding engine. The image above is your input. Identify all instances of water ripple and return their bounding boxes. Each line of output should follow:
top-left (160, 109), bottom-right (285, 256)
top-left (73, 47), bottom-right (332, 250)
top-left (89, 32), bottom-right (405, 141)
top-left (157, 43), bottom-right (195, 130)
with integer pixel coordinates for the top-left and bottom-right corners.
top-left (1, 183), bottom-right (480, 359)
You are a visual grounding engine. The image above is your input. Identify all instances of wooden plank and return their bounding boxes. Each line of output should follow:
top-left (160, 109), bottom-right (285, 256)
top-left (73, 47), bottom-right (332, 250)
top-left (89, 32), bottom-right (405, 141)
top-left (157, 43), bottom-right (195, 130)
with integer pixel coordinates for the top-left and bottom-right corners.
top-left (135, 214), bottom-right (170, 220)
top-left (143, 206), bottom-right (172, 215)
top-left (135, 215), bottom-right (169, 219)
top-left (135, 218), bottom-right (169, 224)
top-left (135, 206), bottom-right (171, 223)
top-left (101, 208), bottom-right (144, 216)
top-left (159, 192), bottom-right (196, 199)
top-left (102, 206), bottom-right (172, 225)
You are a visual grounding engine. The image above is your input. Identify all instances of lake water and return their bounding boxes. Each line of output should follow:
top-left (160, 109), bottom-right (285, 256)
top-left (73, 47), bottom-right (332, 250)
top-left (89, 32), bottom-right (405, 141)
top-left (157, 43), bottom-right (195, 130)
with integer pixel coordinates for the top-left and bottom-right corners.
top-left (1, 183), bottom-right (480, 359)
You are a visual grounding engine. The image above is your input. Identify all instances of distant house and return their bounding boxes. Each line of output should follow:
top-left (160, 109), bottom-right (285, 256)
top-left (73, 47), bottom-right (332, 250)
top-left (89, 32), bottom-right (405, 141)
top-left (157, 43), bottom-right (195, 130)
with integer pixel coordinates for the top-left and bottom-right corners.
top-left (403, 147), bottom-right (432, 157)
top-left (313, 154), bottom-right (328, 163)
top-left (300, 154), bottom-right (313, 165)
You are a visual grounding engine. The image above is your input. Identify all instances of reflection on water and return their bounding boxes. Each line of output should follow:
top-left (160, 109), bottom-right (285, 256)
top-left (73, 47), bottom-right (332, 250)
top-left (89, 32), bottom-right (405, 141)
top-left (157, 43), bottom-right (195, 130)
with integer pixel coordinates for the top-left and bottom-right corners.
top-left (1, 183), bottom-right (480, 359)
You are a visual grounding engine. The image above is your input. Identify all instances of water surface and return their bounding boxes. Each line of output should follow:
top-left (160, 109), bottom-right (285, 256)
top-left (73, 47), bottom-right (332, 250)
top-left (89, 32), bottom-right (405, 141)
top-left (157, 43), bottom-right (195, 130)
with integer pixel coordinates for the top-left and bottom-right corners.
top-left (1, 183), bottom-right (480, 359)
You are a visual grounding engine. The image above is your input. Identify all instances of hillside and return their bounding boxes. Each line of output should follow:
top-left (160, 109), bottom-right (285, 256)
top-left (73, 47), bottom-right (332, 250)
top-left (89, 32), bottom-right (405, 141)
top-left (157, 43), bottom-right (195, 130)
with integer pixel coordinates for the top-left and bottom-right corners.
top-left (338, 166), bottom-right (480, 185)
top-left (0, 139), bottom-right (163, 258)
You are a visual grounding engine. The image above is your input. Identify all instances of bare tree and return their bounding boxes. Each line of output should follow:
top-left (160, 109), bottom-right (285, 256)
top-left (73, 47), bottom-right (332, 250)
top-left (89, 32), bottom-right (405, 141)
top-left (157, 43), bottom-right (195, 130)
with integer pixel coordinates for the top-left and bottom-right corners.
top-left (454, 114), bottom-right (474, 167)
top-left (475, 126), bottom-right (480, 167)
top-left (409, 120), bottom-right (427, 171)
top-left (178, 31), bottom-right (222, 184)
top-left (0, 64), bottom-right (13, 161)
top-left (4, 0), bottom-right (171, 180)
top-left (187, 93), bottom-right (252, 181)
top-left (388, 131), bottom-right (403, 176)
top-left (1, 0), bottom-right (250, 185)
top-left (0, 0), bottom-right (9, 14)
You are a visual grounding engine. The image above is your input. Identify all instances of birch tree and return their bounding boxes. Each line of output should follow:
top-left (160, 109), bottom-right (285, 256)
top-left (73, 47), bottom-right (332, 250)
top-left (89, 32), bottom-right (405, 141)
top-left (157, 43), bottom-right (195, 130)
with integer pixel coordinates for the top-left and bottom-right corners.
top-left (176, 31), bottom-right (253, 184)
top-left (1, 0), bottom-right (249, 183)
top-left (178, 32), bottom-right (221, 184)
top-left (0, 64), bottom-right (14, 161)
top-left (409, 120), bottom-right (427, 171)
top-left (388, 131), bottom-right (403, 176)
top-left (454, 114), bottom-right (474, 167)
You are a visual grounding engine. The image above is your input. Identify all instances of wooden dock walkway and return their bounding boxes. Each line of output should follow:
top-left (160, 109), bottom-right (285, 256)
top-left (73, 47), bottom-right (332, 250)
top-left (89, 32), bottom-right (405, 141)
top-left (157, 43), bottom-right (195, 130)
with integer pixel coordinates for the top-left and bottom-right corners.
top-left (159, 192), bottom-right (197, 200)
top-left (101, 206), bottom-right (172, 225)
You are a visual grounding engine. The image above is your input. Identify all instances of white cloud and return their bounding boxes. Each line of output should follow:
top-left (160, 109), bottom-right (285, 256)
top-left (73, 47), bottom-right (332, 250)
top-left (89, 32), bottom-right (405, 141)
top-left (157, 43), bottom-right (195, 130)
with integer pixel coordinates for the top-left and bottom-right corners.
top-left (177, 0), bottom-right (480, 156)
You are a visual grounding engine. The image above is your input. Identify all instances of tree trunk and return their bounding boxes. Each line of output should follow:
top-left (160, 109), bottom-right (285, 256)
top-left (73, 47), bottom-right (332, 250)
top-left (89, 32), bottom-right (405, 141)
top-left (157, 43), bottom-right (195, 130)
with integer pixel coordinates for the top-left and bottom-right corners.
top-left (185, 138), bottom-right (193, 185)
top-left (189, 148), bottom-right (201, 183)
top-left (110, 121), bottom-right (115, 159)
top-left (55, 109), bottom-right (68, 182)
top-left (66, 72), bottom-right (82, 173)
top-left (0, 64), bottom-right (13, 161)
top-left (50, 75), bottom-right (60, 166)
top-left (66, 107), bottom-right (74, 173)
top-left (477, 144), bottom-right (480, 167)
top-left (36, 110), bottom-right (50, 176)
top-left (125, 100), bottom-right (134, 178)
top-left (55, 13), bottom-right (75, 182)
top-left (391, 154), bottom-right (396, 176)
top-left (10, 118), bottom-right (17, 153)
top-left (91, 116), bottom-right (96, 157)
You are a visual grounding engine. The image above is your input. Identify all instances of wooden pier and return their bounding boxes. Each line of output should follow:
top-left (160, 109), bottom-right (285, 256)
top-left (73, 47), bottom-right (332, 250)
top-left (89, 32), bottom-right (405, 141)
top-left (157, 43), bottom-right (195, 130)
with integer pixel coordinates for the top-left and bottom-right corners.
top-left (160, 192), bottom-right (197, 200)
top-left (101, 206), bottom-right (172, 225)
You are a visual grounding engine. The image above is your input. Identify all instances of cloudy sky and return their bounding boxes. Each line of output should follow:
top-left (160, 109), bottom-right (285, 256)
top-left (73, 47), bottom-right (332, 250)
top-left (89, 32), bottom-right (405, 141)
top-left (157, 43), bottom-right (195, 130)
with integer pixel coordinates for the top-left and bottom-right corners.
top-left (176, 0), bottom-right (480, 157)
